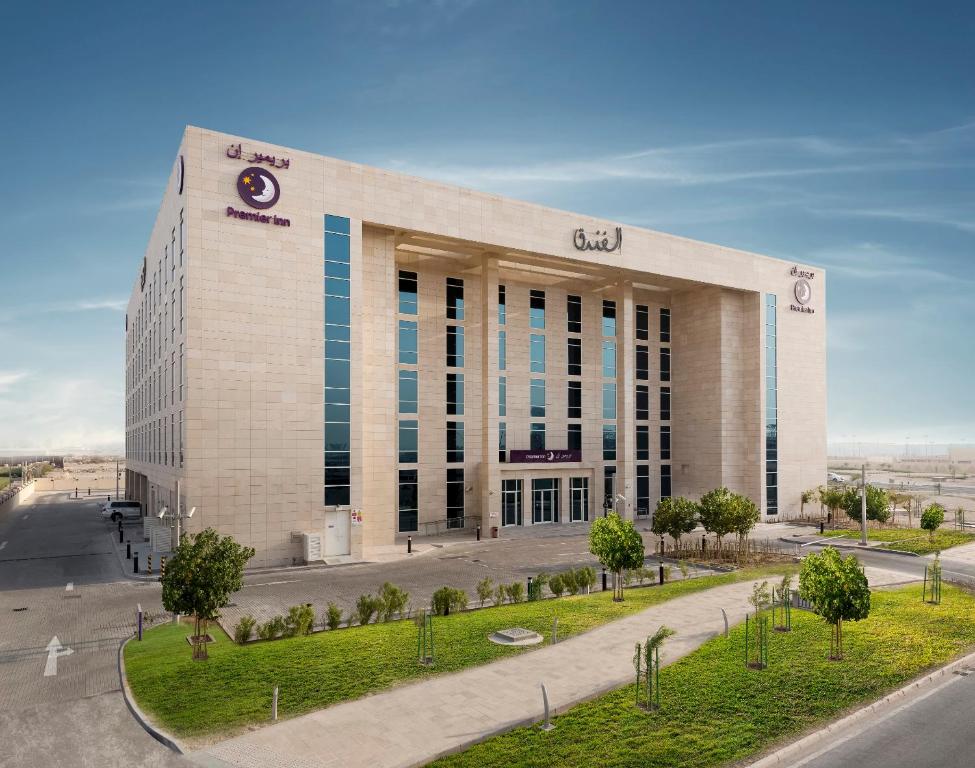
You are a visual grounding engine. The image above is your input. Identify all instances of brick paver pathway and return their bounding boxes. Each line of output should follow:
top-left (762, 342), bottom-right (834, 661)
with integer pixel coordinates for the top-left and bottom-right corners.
top-left (192, 567), bottom-right (911, 768)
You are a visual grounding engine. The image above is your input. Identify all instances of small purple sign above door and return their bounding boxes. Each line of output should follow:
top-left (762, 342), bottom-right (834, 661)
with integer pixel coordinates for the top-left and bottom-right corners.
top-left (509, 449), bottom-right (582, 464)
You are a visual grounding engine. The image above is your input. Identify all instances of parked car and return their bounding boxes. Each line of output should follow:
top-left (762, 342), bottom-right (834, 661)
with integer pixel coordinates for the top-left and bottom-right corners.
top-left (827, 472), bottom-right (847, 483)
top-left (101, 499), bottom-right (142, 522)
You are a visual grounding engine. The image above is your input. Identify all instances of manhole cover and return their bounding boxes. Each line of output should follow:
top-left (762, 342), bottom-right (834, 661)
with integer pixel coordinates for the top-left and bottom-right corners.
top-left (489, 627), bottom-right (543, 646)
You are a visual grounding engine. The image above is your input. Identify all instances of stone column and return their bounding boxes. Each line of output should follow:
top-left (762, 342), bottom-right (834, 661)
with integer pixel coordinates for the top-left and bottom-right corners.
top-left (616, 281), bottom-right (636, 519)
top-left (479, 255), bottom-right (501, 536)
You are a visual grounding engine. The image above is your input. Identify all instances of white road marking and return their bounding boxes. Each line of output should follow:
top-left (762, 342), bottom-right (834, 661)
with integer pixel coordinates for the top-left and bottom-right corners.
top-left (243, 579), bottom-right (301, 588)
top-left (65, 582), bottom-right (74, 591)
top-left (21, 514), bottom-right (29, 520)
top-left (0, 541), bottom-right (6, 551)
top-left (43, 636), bottom-right (74, 677)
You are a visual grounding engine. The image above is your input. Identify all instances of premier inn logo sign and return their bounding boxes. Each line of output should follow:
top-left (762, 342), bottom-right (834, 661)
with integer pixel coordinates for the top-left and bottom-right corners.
top-left (226, 166), bottom-right (291, 227)
top-left (790, 265), bottom-right (815, 314)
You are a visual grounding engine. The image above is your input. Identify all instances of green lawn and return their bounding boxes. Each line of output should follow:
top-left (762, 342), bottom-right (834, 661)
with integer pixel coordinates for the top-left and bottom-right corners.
top-left (433, 584), bottom-right (975, 768)
top-left (821, 528), bottom-right (975, 554)
top-left (125, 566), bottom-right (787, 740)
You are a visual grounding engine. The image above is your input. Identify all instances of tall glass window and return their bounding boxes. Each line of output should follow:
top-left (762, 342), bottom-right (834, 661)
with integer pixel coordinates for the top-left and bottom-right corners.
top-left (602, 341), bottom-right (616, 378)
top-left (567, 337), bottom-right (582, 376)
top-left (398, 370), bottom-right (418, 414)
top-left (447, 325), bottom-right (464, 367)
top-left (636, 425), bottom-right (649, 461)
top-left (602, 300), bottom-right (616, 337)
top-left (447, 421), bottom-right (465, 463)
top-left (530, 378), bottom-right (546, 417)
top-left (567, 295), bottom-right (582, 333)
top-left (636, 384), bottom-right (649, 420)
top-left (498, 285), bottom-right (506, 325)
top-left (530, 334), bottom-right (546, 373)
top-left (447, 373), bottom-right (464, 415)
top-left (602, 383), bottom-right (617, 419)
top-left (660, 348), bottom-right (671, 382)
top-left (499, 376), bottom-right (507, 417)
top-left (499, 423), bottom-right (507, 463)
top-left (446, 277), bottom-right (464, 320)
top-left (636, 305), bottom-right (649, 341)
top-left (636, 466), bottom-right (650, 517)
top-left (660, 386), bottom-right (671, 421)
top-left (530, 290), bottom-right (546, 329)
top-left (399, 320), bottom-right (418, 365)
top-left (399, 420), bottom-right (418, 464)
top-left (660, 307), bottom-right (671, 343)
top-left (530, 423), bottom-right (545, 451)
top-left (567, 381), bottom-right (582, 419)
top-left (499, 330), bottom-right (506, 370)
top-left (568, 423), bottom-right (582, 451)
top-left (602, 424), bottom-right (617, 460)
top-left (636, 345), bottom-right (649, 380)
top-left (398, 270), bottom-right (418, 314)
top-left (660, 463), bottom-right (672, 499)
top-left (447, 468), bottom-right (465, 528)
top-left (765, 293), bottom-right (778, 515)
top-left (660, 425), bottom-right (671, 460)
top-left (398, 469), bottom-right (418, 532)
top-left (324, 215), bottom-right (351, 506)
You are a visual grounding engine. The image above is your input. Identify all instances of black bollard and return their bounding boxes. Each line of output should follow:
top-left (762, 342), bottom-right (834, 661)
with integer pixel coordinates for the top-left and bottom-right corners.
top-left (87, 488), bottom-right (90, 496)
top-left (659, 563), bottom-right (665, 584)
top-left (119, 525), bottom-right (124, 544)
top-left (75, 487), bottom-right (78, 498)
top-left (476, 525), bottom-right (481, 541)
top-left (702, 537), bottom-right (707, 554)
top-left (407, 535), bottom-right (412, 554)
top-left (107, 495), bottom-right (110, 503)
top-left (820, 521), bottom-right (825, 534)
top-left (126, 541), bottom-right (131, 560)
top-left (527, 575), bottom-right (534, 599)
top-left (134, 553), bottom-right (139, 573)
top-left (601, 568), bottom-right (607, 592)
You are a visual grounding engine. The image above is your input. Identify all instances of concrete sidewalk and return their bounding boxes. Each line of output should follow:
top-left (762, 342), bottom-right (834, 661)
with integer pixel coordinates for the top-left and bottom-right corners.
top-left (190, 566), bottom-right (911, 768)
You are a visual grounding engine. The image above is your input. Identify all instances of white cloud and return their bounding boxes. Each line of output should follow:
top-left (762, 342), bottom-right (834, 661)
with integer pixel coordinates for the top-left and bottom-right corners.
top-left (0, 371), bottom-right (29, 394)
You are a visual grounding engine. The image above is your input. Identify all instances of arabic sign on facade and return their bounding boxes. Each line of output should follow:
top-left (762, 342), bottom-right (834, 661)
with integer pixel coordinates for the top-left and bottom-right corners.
top-left (226, 143), bottom-right (291, 169)
top-left (509, 449), bottom-right (582, 464)
top-left (573, 227), bottom-right (622, 253)
top-left (789, 265), bottom-right (816, 314)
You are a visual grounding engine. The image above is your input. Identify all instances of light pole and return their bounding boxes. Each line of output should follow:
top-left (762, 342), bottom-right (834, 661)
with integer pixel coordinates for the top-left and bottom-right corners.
top-left (159, 479), bottom-right (195, 550)
top-left (116, 460), bottom-right (120, 500)
top-left (859, 464), bottom-right (868, 546)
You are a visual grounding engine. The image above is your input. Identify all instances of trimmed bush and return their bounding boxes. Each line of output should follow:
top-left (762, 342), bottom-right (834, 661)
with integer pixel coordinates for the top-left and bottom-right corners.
top-left (507, 582), bottom-right (525, 604)
top-left (378, 582), bottom-right (410, 622)
top-left (549, 573), bottom-right (565, 597)
top-left (257, 616), bottom-right (285, 641)
top-left (476, 578), bottom-right (494, 608)
top-left (562, 570), bottom-right (579, 595)
top-left (432, 587), bottom-right (468, 616)
top-left (284, 604), bottom-right (315, 637)
top-left (233, 615), bottom-right (256, 644)
top-left (576, 566), bottom-right (597, 594)
top-left (355, 594), bottom-right (382, 626)
top-left (324, 602), bottom-right (342, 630)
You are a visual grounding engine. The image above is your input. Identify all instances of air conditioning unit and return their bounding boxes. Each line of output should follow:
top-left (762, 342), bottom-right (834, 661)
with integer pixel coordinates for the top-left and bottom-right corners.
top-left (303, 532), bottom-right (324, 563)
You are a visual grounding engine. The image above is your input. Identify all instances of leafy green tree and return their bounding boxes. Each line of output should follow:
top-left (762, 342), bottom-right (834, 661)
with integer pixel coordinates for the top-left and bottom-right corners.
top-left (800, 489), bottom-right (814, 517)
top-left (697, 487), bottom-right (737, 546)
top-left (841, 485), bottom-right (891, 524)
top-left (798, 547), bottom-right (871, 660)
top-left (589, 513), bottom-right (645, 601)
top-left (476, 577), bottom-right (494, 608)
top-left (819, 486), bottom-right (844, 523)
top-left (160, 528), bottom-right (255, 659)
top-left (921, 503), bottom-right (946, 538)
top-left (651, 496), bottom-right (698, 548)
top-left (729, 493), bottom-right (760, 554)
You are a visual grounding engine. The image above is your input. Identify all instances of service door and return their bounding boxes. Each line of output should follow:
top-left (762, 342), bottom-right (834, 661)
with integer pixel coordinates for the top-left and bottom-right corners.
top-left (324, 509), bottom-right (351, 556)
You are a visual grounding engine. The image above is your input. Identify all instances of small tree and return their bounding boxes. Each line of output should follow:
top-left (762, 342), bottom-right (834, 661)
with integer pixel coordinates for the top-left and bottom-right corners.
top-left (234, 615), bottom-right (256, 644)
top-left (728, 493), bottom-right (760, 556)
top-left (355, 594), bottom-right (381, 625)
top-left (651, 496), bottom-right (698, 549)
top-left (819, 486), bottom-right (844, 523)
top-left (643, 625), bottom-right (675, 709)
top-left (576, 566), bottom-right (597, 594)
top-left (161, 528), bottom-right (255, 660)
top-left (921, 503), bottom-right (945, 539)
top-left (589, 513), bottom-right (645, 601)
top-left (378, 582), bottom-right (410, 621)
top-left (698, 487), bottom-right (737, 547)
top-left (476, 577), bottom-right (494, 608)
top-left (841, 485), bottom-right (890, 524)
top-left (798, 547), bottom-right (871, 660)
top-left (800, 489), bottom-right (814, 517)
top-left (549, 573), bottom-right (565, 597)
top-left (284, 604), bottom-right (315, 637)
top-left (324, 602), bottom-right (342, 630)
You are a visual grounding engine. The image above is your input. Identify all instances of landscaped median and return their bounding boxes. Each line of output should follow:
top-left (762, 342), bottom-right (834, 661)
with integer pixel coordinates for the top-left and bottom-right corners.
top-left (430, 583), bottom-right (975, 768)
top-left (124, 566), bottom-right (787, 741)
top-left (820, 528), bottom-right (975, 555)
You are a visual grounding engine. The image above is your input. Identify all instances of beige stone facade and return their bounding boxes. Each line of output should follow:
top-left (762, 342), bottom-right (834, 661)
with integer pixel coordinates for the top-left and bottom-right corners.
top-left (124, 126), bottom-right (826, 568)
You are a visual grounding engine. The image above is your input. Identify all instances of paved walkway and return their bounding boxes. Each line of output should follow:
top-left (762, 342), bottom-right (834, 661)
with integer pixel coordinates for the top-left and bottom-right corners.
top-left (191, 566), bottom-right (911, 768)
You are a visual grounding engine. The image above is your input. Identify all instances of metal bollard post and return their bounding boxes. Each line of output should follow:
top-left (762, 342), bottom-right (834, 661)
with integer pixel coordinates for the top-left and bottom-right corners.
top-left (659, 563), bottom-right (665, 584)
top-left (820, 521), bottom-right (825, 534)
top-left (540, 683), bottom-right (555, 731)
top-left (476, 525), bottom-right (481, 541)
top-left (75, 487), bottom-right (78, 498)
top-left (407, 535), bottom-right (412, 554)
top-left (107, 495), bottom-right (110, 503)
top-left (137, 603), bottom-right (143, 640)
top-left (87, 488), bottom-right (90, 496)
top-left (147, 553), bottom-right (152, 575)
top-left (601, 568), bottom-right (607, 592)
top-left (134, 553), bottom-right (139, 574)
top-left (126, 541), bottom-right (131, 560)
top-left (272, 686), bottom-right (279, 721)
top-left (702, 537), bottom-right (707, 554)
top-left (160, 556), bottom-right (167, 578)
top-left (527, 575), bottom-right (534, 599)
top-left (119, 523), bottom-right (124, 543)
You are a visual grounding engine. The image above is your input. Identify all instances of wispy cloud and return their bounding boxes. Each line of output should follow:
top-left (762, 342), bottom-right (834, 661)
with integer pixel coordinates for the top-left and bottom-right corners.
top-left (0, 297), bottom-right (129, 324)
top-left (0, 371), bottom-right (29, 394)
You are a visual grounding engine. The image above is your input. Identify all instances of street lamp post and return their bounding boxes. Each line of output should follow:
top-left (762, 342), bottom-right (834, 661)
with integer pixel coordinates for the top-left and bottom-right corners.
top-left (859, 464), bottom-right (868, 546)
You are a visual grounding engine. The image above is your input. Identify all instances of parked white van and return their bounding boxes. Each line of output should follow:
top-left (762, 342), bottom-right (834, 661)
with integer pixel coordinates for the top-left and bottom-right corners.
top-left (100, 499), bottom-right (142, 522)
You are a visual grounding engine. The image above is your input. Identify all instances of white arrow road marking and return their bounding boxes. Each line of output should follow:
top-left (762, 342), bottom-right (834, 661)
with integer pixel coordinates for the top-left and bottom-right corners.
top-left (0, 541), bottom-right (6, 551)
top-left (65, 582), bottom-right (74, 592)
top-left (21, 514), bottom-right (29, 520)
top-left (43, 636), bottom-right (74, 677)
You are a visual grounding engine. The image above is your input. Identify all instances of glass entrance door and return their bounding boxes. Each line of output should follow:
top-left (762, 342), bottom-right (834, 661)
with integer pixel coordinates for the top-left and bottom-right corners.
top-left (570, 477), bottom-right (589, 522)
top-left (531, 479), bottom-right (559, 524)
top-left (501, 479), bottom-right (523, 526)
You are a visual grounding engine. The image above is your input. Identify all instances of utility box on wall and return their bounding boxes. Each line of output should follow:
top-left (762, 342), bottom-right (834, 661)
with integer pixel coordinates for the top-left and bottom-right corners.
top-left (302, 532), bottom-right (324, 563)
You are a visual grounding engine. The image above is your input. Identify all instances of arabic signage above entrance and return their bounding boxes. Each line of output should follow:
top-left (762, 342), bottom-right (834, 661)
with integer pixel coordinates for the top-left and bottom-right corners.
top-left (509, 449), bottom-right (582, 464)
top-left (573, 227), bottom-right (622, 253)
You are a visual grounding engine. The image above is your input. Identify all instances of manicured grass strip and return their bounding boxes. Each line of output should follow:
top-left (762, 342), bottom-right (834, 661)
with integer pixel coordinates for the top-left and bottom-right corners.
top-left (124, 566), bottom-right (787, 739)
top-left (432, 584), bottom-right (975, 768)
top-left (821, 528), bottom-right (975, 554)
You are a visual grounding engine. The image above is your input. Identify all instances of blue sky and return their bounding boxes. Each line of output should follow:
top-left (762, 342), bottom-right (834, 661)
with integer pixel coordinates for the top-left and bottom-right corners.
top-left (1, 0), bottom-right (973, 453)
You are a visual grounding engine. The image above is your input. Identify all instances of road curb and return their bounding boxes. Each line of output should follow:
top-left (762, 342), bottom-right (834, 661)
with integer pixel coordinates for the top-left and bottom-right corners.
top-left (118, 635), bottom-right (186, 755)
top-left (744, 649), bottom-right (975, 767)
top-left (778, 536), bottom-right (921, 558)
top-left (107, 531), bottom-right (159, 582)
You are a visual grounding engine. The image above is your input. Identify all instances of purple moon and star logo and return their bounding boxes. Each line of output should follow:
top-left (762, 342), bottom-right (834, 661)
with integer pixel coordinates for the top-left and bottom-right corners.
top-left (236, 166), bottom-right (280, 210)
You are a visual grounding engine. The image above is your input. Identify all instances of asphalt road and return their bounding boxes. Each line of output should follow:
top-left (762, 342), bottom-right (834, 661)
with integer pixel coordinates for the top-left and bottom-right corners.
top-left (797, 670), bottom-right (975, 768)
top-left (0, 491), bottom-right (184, 768)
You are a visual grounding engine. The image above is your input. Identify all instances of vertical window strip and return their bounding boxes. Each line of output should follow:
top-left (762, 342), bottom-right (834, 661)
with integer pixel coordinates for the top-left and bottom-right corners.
top-left (765, 293), bottom-right (778, 514)
top-left (324, 215), bottom-right (352, 506)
